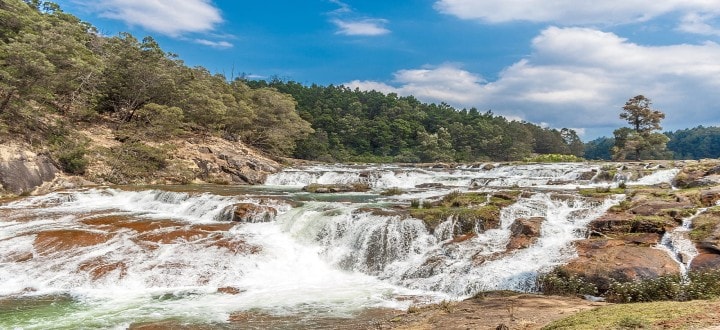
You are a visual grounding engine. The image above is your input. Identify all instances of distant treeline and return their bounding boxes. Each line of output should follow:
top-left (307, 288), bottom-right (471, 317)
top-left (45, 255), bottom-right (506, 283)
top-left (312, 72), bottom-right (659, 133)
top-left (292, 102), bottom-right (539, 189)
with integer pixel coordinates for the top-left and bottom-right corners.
top-left (585, 126), bottom-right (720, 160)
top-left (246, 80), bottom-right (584, 162)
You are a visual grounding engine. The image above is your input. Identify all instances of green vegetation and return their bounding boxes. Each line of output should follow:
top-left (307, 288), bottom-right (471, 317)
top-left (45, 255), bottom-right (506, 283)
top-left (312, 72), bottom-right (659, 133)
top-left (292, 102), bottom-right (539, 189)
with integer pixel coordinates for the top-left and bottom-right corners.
top-left (543, 299), bottom-right (720, 330)
top-left (409, 191), bottom-right (519, 234)
top-left (586, 125), bottom-right (720, 160)
top-left (536, 267), bottom-right (598, 296)
top-left (612, 95), bottom-right (670, 161)
top-left (525, 153), bottom-right (584, 163)
top-left (246, 80), bottom-right (585, 163)
top-left (0, 0), bottom-right (312, 171)
top-left (540, 268), bottom-right (720, 304)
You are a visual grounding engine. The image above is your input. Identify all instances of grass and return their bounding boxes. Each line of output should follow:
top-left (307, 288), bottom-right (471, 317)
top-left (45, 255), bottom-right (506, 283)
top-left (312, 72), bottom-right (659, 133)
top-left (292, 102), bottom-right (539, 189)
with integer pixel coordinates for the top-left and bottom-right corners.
top-left (543, 299), bottom-right (720, 330)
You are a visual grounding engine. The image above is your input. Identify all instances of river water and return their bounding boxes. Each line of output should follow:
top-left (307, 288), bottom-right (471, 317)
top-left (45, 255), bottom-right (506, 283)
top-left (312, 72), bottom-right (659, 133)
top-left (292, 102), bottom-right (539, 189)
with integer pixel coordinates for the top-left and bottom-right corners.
top-left (0, 163), bottom-right (679, 328)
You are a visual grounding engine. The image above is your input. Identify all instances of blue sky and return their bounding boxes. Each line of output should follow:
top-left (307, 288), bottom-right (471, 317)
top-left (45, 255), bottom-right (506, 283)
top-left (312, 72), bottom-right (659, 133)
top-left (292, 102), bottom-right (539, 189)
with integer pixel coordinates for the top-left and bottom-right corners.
top-left (54, 0), bottom-right (720, 140)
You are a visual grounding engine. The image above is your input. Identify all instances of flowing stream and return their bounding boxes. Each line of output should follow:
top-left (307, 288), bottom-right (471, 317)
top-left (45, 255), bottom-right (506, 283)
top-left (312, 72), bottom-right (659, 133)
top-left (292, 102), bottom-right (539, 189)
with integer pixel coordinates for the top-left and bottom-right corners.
top-left (0, 163), bottom-right (678, 328)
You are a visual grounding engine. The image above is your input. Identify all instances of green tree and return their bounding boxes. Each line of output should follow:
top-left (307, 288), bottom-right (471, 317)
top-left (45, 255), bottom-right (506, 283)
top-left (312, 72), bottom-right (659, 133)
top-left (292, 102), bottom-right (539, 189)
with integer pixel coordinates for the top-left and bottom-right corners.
top-left (612, 95), bottom-right (670, 160)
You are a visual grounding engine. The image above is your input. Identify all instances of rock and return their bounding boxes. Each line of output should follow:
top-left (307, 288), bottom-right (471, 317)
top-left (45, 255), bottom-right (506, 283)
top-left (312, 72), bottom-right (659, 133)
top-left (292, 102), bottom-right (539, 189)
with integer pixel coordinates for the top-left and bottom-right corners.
top-left (0, 149), bottom-right (59, 195)
top-left (689, 250), bottom-right (720, 271)
top-left (302, 183), bottom-right (370, 193)
top-left (217, 286), bottom-right (244, 295)
top-left (482, 164), bottom-right (495, 170)
top-left (564, 239), bottom-right (680, 292)
top-left (506, 217), bottom-right (544, 250)
top-left (589, 213), bottom-right (634, 234)
top-left (415, 183), bottom-right (446, 189)
top-left (232, 203), bottom-right (278, 223)
top-left (700, 187), bottom-right (720, 207)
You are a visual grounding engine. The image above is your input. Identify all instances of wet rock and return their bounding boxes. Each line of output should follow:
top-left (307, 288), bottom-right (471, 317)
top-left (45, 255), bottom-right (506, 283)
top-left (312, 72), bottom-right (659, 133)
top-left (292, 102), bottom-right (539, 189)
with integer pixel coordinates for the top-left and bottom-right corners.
top-left (564, 239), bottom-right (680, 292)
top-left (34, 230), bottom-right (110, 254)
top-left (506, 217), bottom-right (544, 250)
top-left (415, 183), bottom-right (446, 189)
top-left (232, 203), bottom-right (278, 222)
top-left (482, 164), bottom-right (495, 170)
top-left (217, 286), bottom-right (244, 294)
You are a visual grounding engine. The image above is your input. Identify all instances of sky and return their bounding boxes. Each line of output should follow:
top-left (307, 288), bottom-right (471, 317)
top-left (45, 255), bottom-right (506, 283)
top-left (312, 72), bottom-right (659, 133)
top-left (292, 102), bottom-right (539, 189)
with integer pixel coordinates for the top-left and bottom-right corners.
top-left (53, 0), bottom-right (720, 140)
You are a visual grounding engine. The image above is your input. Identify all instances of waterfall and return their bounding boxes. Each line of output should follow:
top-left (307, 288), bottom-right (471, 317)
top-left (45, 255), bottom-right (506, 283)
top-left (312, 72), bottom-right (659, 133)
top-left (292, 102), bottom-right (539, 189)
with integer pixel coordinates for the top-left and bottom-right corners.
top-left (657, 208), bottom-right (704, 276)
top-left (0, 162), bottom-right (680, 328)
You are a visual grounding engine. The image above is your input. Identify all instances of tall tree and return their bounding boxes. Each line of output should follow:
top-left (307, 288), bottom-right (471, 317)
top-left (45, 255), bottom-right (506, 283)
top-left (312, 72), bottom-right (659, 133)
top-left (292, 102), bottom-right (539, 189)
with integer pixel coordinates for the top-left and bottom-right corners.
top-left (612, 95), bottom-right (670, 160)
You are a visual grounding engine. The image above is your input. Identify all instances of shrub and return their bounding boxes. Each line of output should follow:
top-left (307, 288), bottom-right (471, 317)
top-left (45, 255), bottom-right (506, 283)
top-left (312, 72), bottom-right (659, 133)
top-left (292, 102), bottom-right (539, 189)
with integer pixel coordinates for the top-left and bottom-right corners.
top-left (606, 275), bottom-right (682, 303)
top-left (105, 141), bottom-right (169, 183)
top-left (537, 268), bottom-right (598, 296)
top-left (57, 145), bottom-right (89, 175)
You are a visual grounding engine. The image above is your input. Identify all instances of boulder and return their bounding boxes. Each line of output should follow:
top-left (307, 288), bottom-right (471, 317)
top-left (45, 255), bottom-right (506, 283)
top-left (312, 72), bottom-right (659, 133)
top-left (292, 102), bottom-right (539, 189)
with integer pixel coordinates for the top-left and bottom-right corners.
top-left (0, 150), bottom-right (59, 196)
top-left (232, 203), bottom-right (278, 223)
top-left (302, 183), bottom-right (370, 193)
top-left (563, 239), bottom-right (680, 292)
top-left (689, 250), bottom-right (720, 271)
top-left (506, 217), bottom-right (544, 250)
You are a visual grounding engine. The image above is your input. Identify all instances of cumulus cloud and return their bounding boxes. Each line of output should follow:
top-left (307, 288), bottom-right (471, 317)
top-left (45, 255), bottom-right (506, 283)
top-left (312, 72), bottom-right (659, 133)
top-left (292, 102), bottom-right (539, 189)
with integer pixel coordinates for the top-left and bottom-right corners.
top-left (345, 27), bottom-right (720, 138)
top-left (328, 0), bottom-right (390, 36)
top-left (434, 0), bottom-right (720, 24)
top-left (87, 0), bottom-right (223, 37)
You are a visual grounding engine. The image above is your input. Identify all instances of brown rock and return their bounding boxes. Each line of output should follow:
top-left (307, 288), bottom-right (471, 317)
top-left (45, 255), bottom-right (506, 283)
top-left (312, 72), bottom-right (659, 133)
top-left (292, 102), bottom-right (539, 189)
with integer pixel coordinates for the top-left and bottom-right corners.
top-left (217, 286), bottom-right (244, 295)
top-left (34, 229), bottom-right (110, 254)
top-left (506, 217), bottom-right (544, 250)
top-left (690, 251), bottom-right (720, 271)
top-left (564, 239), bottom-right (680, 292)
top-left (232, 203), bottom-right (277, 222)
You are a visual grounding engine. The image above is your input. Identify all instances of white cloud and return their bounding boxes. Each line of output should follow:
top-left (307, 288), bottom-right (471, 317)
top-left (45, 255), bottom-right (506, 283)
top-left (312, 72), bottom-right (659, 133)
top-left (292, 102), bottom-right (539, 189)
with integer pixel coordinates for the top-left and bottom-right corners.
top-left (327, 0), bottom-right (390, 36)
top-left (678, 13), bottom-right (720, 36)
top-left (90, 0), bottom-right (223, 37)
top-left (434, 0), bottom-right (720, 24)
top-left (332, 18), bottom-right (390, 36)
top-left (345, 27), bottom-right (720, 138)
top-left (194, 39), bottom-right (233, 49)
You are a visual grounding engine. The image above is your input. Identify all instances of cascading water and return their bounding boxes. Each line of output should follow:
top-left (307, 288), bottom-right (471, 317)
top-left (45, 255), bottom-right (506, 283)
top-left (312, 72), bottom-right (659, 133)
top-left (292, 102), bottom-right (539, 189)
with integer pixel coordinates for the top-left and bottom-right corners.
top-left (0, 163), bottom-right (679, 328)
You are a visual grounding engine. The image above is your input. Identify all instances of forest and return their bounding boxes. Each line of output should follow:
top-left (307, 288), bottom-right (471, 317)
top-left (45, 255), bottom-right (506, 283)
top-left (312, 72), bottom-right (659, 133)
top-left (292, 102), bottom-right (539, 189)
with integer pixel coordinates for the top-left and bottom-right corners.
top-left (1, 0), bottom-right (719, 173)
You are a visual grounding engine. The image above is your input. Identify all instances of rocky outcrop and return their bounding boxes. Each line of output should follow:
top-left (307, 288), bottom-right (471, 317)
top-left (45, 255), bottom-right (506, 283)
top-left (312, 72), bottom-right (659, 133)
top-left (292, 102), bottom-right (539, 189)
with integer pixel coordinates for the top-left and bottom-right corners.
top-left (673, 160), bottom-right (720, 188)
top-left (163, 136), bottom-right (281, 185)
top-left (506, 217), bottom-right (544, 250)
top-left (0, 144), bottom-right (59, 196)
top-left (563, 238), bottom-right (680, 292)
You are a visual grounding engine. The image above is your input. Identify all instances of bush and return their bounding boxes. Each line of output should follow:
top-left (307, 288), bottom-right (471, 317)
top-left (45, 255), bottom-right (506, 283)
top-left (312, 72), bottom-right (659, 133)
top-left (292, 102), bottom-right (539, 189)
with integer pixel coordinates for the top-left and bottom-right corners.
top-left (537, 268), bottom-right (598, 296)
top-left (604, 269), bottom-right (720, 303)
top-left (606, 275), bottom-right (682, 303)
top-left (105, 141), bottom-right (169, 183)
top-left (57, 145), bottom-right (89, 175)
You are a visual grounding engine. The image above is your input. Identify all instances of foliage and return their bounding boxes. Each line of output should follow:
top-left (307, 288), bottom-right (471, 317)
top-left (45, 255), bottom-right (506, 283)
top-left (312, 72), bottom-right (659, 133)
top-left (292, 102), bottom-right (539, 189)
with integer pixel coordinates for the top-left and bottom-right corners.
top-left (524, 153), bottom-right (584, 163)
top-left (666, 125), bottom-right (720, 159)
top-left (245, 80), bottom-right (585, 163)
top-left (612, 95), bottom-right (670, 160)
top-left (604, 269), bottom-right (720, 303)
top-left (536, 267), bottom-right (598, 296)
top-left (105, 141), bottom-right (168, 183)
